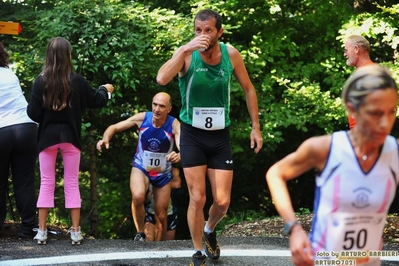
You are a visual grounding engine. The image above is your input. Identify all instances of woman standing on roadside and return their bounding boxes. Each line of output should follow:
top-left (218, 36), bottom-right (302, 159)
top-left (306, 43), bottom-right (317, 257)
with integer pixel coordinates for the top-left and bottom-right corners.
top-left (27, 37), bottom-right (114, 245)
top-left (266, 65), bottom-right (399, 266)
top-left (0, 42), bottom-right (38, 238)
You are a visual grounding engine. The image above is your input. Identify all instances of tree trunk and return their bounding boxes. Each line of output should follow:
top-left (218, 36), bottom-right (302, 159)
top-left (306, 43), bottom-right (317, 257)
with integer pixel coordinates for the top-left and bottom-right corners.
top-left (89, 144), bottom-right (98, 238)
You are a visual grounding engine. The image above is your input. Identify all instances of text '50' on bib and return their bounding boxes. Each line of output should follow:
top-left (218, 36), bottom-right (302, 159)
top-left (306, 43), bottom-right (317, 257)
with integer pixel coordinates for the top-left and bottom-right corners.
top-left (143, 151), bottom-right (167, 173)
top-left (192, 107), bottom-right (225, 130)
top-left (326, 212), bottom-right (385, 251)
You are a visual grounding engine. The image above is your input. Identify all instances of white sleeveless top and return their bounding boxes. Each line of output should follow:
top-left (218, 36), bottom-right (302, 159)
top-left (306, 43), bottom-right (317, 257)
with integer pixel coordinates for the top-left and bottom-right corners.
top-left (310, 131), bottom-right (399, 265)
top-left (0, 67), bottom-right (35, 128)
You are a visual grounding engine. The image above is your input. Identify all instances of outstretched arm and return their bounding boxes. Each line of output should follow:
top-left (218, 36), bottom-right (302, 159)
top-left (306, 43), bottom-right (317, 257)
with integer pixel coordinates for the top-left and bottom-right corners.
top-left (96, 112), bottom-right (146, 152)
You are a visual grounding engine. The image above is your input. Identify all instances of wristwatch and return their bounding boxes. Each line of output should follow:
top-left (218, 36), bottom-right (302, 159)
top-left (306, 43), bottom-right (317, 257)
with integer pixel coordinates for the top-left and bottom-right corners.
top-left (283, 220), bottom-right (301, 235)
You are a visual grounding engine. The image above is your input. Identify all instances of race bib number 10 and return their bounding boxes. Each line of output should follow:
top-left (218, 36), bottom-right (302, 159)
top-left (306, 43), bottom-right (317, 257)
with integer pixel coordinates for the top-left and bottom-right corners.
top-left (143, 151), bottom-right (167, 173)
top-left (192, 107), bottom-right (225, 130)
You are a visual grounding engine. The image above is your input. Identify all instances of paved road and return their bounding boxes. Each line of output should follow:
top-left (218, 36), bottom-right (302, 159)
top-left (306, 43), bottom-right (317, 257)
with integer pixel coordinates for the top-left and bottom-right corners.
top-left (1, 237), bottom-right (398, 265)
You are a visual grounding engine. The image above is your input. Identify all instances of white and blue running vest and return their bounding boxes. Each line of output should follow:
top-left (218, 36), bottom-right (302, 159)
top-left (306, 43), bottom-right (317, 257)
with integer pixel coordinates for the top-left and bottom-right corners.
top-left (310, 131), bottom-right (399, 265)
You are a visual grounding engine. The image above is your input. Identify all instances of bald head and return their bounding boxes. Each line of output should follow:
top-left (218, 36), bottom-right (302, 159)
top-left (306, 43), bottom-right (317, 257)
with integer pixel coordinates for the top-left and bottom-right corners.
top-left (151, 92), bottom-right (173, 122)
top-left (153, 92), bottom-right (172, 107)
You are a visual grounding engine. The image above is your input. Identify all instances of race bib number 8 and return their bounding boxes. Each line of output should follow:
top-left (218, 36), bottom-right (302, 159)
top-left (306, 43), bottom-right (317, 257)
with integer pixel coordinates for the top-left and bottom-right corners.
top-left (192, 107), bottom-right (225, 130)
top-left (326, 212), bottom-right (385, 252)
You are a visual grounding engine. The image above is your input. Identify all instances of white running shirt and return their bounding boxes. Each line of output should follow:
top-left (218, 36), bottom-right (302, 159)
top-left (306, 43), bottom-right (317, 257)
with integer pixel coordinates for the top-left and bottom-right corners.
top-left (310, 131), bottom-right (399, 266)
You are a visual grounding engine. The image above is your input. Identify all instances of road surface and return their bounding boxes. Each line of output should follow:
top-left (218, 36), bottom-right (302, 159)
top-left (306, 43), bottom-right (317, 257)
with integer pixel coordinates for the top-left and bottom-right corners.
top-left (1, 236), bottom-right (398, 265)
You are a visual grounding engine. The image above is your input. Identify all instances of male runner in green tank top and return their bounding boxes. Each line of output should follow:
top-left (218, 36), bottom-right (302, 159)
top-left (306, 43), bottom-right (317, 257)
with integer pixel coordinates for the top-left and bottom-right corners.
top-left (157, 9), bottom-right (263, 266)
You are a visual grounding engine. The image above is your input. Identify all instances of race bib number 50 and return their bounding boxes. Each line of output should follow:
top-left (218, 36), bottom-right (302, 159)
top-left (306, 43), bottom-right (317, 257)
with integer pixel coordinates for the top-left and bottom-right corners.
top-left (192, 107), bottom-right (225, 130)
top-left (326, 212), bottom-right (386, 252)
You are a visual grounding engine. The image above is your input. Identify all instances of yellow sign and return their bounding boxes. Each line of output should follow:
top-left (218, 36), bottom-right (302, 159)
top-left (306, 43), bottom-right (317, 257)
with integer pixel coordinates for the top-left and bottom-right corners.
top-left (0, 21), bottom-right (23, 35)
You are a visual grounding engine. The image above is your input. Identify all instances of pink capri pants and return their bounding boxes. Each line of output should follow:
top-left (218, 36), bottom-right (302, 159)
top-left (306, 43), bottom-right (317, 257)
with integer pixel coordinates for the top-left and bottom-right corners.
top-left (37, 143), bottom-right (81, 209)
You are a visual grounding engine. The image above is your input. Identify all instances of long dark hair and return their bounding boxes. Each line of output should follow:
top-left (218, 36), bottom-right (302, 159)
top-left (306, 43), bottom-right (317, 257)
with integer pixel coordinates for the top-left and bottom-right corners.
top-left (41, 37), bottom-right (74, 111)
top-left (0, 42), bottom-right (10, 68)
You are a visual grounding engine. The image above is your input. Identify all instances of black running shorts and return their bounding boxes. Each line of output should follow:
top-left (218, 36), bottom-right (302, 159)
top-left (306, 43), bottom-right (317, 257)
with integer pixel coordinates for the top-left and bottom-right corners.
top-left (180, 122), bottom-right (233, 170)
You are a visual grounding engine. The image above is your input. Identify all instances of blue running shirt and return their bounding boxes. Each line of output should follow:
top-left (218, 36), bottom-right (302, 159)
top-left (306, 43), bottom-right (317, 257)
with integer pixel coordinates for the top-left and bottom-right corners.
top-left (133, 112), bottom-right (176, 186)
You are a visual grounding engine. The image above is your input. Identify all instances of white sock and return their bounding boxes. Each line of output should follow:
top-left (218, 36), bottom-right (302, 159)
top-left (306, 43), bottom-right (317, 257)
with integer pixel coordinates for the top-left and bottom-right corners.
top-left (204, 221), bottom-right (213, 234)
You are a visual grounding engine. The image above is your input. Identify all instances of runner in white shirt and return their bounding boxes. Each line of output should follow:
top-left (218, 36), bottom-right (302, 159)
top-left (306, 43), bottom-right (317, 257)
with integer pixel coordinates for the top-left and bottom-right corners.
top-left (266, 64), bottom-right (399, 266)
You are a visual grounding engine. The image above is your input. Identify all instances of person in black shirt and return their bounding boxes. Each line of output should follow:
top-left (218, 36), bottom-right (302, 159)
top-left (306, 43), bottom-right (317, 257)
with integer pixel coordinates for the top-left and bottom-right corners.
top-left (27, 37), bottom-right (114, 245)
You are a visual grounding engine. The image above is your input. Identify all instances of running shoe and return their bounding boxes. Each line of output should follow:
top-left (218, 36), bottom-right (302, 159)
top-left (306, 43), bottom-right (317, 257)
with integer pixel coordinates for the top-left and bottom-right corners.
top-left (189, 250), bottom-right (206, 266)
top-left (203, 231), bottom-right (220, 260)
top-left (33, 229), bottom-right (47, 245)
top-left (68, 227), bottom-right (83, 245)
top-left (134, 232), bottom-right (146, 242)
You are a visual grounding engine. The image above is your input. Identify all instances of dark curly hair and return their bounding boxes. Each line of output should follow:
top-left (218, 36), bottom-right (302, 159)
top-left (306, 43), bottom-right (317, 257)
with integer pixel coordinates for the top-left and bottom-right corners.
top-left (0, 42), bottom-right (10, 68)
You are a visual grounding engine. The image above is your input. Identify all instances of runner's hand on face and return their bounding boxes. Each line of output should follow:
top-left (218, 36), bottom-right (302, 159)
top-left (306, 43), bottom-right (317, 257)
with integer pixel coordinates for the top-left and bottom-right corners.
top-left (187, 35), bottom-right (210, 52)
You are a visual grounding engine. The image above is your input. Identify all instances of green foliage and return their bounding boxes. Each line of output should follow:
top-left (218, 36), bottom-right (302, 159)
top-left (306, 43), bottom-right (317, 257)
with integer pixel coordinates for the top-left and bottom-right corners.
top-left (96, 179), bottom-right (133, 239)
top-left (339, 4), bottom-right (399, 73)
top-left (295, 207), bottom-right (312, 215)
top-left (3, 0), bottom-right (399, 239)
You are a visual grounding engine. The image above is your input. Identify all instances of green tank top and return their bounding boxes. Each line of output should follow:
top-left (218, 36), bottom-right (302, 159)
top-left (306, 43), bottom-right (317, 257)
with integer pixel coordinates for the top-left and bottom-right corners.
top-left (178, 42), bottom-right (233, 129)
